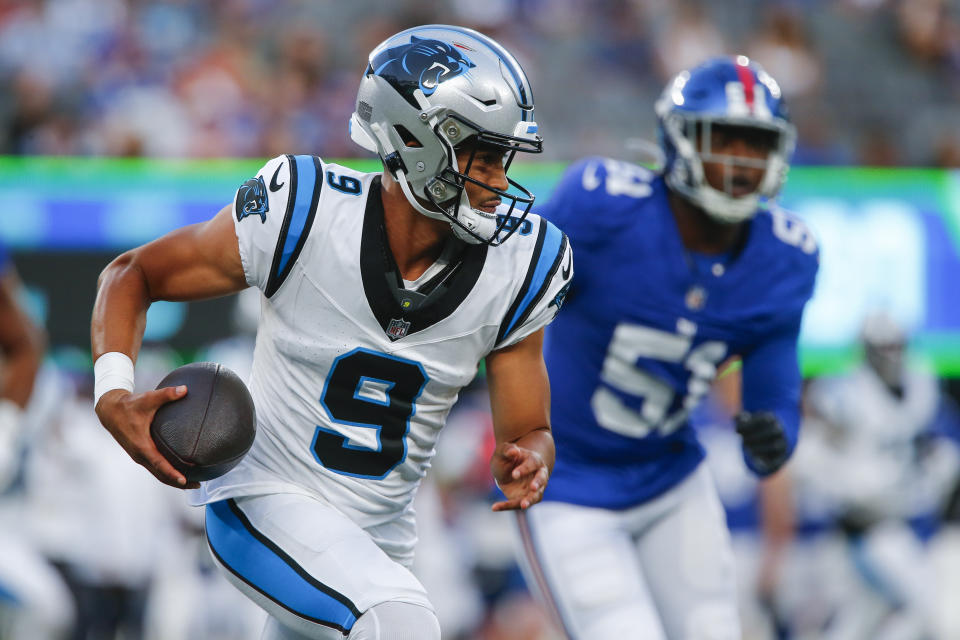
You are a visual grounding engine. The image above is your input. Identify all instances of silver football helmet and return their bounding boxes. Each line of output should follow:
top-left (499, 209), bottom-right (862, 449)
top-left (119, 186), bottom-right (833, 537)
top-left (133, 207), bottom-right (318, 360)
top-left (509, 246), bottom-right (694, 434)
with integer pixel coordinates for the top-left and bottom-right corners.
top-left (349, 25), bottom-right (542, 245)
top-left (861, 311), bottom-right (907, 387)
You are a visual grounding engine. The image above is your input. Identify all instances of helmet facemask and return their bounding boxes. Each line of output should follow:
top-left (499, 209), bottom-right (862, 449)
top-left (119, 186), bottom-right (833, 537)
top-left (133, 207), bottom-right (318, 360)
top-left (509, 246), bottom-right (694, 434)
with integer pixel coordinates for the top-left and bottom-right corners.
top-left (423, 113), bottom-right (541, 245)
top-left (349, 25), bottom-right (543, 246)
top-left (662, 113), bottom-right (795, 224)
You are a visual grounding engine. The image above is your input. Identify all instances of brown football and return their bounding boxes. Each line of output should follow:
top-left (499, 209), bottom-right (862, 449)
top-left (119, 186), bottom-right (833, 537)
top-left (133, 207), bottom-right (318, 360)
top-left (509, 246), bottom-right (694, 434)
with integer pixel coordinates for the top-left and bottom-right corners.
top-left (150, 362), bottom-right (256, 483)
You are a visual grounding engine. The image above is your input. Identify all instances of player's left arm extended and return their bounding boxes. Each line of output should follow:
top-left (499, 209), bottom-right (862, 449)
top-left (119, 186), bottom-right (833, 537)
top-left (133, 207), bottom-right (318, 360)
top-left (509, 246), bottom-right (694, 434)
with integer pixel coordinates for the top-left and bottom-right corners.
top-left (0, 270), bottom-right (45, 409)
top-left (738, 319), bottom-right (804, 476)
top-left (0, 268), bottom-right (45, 491)
top-left (485, 328), bottom-right (555, 512)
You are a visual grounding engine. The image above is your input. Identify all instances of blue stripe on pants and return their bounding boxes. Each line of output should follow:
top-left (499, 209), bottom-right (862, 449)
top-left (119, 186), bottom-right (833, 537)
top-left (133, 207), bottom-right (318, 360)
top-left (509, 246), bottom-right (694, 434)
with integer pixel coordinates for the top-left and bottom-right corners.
top-left (205, 499), bottom-right (360, 634)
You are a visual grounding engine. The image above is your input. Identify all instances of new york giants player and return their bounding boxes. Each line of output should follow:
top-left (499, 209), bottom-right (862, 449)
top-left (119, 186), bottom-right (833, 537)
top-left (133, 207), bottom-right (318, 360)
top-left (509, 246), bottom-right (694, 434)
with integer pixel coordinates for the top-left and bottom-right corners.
top-left (91, 25), bottom-right (571, 640)
top-left (516, 57), bottom-right (818, 639)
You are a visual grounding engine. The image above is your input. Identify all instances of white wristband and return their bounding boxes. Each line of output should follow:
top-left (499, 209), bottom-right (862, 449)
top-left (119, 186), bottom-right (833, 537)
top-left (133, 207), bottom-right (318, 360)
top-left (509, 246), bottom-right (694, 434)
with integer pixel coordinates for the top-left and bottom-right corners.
top-left (94, 352), bottom-right (135, 407)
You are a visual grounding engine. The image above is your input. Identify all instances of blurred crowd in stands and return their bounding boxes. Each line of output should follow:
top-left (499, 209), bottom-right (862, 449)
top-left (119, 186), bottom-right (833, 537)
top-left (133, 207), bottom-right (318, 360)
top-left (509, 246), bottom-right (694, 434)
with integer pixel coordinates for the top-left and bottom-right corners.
top-left (2, 0), bottom-right (960, 165)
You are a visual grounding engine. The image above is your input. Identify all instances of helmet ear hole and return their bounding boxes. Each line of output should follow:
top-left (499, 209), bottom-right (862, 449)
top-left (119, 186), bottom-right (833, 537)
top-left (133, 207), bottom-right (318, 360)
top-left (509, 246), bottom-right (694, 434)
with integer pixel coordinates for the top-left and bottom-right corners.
top-left (393, 125), bottom-right (423, 148)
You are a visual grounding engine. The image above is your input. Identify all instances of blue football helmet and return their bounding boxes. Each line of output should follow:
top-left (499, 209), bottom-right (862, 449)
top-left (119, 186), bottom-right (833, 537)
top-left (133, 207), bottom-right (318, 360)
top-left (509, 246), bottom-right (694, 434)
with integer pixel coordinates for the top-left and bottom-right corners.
top-left (655, 56), bottom-right (796, 223)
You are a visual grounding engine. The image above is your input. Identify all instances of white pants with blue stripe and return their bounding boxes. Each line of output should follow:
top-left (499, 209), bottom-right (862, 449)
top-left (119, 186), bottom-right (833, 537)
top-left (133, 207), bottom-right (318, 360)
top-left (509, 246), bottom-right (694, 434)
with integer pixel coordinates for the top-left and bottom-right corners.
top-left (205, 493), bottom-right (434, 639)
top-left (0, 529), bottom-right (74, 640)
top-left (516, 464), bottom-right (741, 640)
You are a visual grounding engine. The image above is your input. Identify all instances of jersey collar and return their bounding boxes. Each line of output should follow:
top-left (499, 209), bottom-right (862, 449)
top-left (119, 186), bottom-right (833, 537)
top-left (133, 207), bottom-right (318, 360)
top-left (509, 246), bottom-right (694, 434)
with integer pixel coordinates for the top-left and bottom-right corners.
top-left (360, 176), bottom-right (489, 341)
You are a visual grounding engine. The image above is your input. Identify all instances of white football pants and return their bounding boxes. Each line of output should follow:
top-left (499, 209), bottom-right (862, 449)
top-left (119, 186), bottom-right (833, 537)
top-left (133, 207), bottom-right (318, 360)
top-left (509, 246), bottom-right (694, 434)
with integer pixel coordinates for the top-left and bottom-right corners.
top-left (516, 464), bottom-right (740, 640)
top-left (205, 494), bottom-right (438, 639)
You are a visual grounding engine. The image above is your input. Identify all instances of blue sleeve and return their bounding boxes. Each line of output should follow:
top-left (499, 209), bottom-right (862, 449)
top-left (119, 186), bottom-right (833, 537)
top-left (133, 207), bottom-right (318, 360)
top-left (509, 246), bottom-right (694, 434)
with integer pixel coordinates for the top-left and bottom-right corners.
top-left (536, 158), bottom-right (601, 249)
top-left (741, 317), bottom-right (803, 474)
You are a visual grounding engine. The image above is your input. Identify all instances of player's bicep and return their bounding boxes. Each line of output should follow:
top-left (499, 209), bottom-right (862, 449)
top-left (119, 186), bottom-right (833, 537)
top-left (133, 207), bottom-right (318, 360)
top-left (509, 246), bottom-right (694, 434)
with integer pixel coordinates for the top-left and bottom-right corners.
top-left (134, 204), bottom-right (248, 301)
top-left (487, 328), bottom-right (550, 442)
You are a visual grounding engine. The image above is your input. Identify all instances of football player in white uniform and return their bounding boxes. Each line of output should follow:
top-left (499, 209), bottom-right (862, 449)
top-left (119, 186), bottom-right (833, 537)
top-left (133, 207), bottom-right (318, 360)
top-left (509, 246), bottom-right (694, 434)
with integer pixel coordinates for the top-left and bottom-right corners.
top-left (0, 249), bottom-right (75, 640)
top-left (91, 25), bottom-right (571, 640)
top-left (800, 312), bottom-right (956, 639)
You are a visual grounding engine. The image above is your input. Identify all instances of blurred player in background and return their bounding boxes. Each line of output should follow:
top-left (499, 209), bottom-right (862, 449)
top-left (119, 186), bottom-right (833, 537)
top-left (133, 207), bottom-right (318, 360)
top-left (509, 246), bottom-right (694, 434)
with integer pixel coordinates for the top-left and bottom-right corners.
top-left (0, 242), bottom-right (75, 640)
top-left (91, 24), bottom-right (571, 640)
top-left (515, 56), bottom-right (818, 639)
top-left (799, 312), bottom-right (960, 639)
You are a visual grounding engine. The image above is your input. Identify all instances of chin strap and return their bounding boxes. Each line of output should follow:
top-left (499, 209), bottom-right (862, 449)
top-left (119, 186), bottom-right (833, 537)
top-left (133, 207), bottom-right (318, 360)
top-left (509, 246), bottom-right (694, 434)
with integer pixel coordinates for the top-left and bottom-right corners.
top-left (365, 120), bottom-right (451, 224)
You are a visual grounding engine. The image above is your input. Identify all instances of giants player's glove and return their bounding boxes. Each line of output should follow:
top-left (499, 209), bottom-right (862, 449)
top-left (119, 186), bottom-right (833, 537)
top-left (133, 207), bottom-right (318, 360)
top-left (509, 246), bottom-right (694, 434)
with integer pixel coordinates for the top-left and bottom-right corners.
top-left (735, 411), bottom-right (789, 475)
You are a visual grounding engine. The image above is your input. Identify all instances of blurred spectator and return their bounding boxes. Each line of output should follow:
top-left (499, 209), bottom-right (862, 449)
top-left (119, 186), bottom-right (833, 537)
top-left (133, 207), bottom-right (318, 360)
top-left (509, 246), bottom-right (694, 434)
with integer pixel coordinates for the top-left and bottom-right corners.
top-left (652, 0), bottom-right (726, 80)
top-left (2, 0), bottom-right (960, 164)
top-left (747, 6), bottom-right (822, 100)
top-left (895, 0), bottom-right (959, 64)
top-left (934, 136), bottom-right (960, 167)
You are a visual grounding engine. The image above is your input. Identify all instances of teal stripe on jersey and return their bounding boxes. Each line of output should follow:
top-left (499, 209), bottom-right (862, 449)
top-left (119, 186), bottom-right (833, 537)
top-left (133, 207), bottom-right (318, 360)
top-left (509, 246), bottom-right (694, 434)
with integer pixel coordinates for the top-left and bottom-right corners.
top-left (276, 155), bottom-right (318, 277)
top-left (503, 220), bottom-right (564, 337)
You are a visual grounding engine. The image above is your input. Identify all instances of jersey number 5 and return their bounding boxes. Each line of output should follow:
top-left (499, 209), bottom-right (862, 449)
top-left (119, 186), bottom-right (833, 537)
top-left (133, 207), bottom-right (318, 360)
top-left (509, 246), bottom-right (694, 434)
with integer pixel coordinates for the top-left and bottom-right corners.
top-left (314, 348), bottom-right (427, 479)
top-left (592, 324), bottom-right (726, 438)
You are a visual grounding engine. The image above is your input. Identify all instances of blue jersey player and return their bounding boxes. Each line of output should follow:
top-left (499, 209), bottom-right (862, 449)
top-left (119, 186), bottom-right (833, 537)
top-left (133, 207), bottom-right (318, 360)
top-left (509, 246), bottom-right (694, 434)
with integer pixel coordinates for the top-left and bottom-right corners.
top-left (515, 57), bottom-right (818, 639)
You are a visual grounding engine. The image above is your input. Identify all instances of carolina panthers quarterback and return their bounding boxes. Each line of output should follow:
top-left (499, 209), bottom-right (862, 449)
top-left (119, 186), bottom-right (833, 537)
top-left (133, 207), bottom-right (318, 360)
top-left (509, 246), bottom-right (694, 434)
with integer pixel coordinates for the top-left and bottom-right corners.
top-left (515, 57), bottom-right (818, 639)
top-left (91, 25), bottom-right (571, 640)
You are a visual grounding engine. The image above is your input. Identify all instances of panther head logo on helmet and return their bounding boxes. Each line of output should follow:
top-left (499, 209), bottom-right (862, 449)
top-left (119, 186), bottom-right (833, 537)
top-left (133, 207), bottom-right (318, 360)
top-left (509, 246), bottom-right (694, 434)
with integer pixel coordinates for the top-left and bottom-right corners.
top-left (350, 25), bottom-right (543, 246)
top-left (370, 36), bottom-right (476, 107)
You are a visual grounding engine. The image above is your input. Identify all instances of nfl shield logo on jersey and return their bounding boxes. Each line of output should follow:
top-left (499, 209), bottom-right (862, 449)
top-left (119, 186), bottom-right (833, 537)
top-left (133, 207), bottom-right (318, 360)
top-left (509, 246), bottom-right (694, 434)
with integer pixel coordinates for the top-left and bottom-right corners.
top-left (685, 285), bottom-right (707, 311)
top-left (386, 318), bottom-right (411, 341)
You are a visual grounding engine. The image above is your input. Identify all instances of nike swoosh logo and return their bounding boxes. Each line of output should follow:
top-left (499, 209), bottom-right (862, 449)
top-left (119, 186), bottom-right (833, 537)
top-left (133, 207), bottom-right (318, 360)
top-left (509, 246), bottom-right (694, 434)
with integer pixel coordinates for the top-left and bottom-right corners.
top-left (269, 163), bottom-right (285, 192)
top-left (561, 249), bottom-right (572, 280)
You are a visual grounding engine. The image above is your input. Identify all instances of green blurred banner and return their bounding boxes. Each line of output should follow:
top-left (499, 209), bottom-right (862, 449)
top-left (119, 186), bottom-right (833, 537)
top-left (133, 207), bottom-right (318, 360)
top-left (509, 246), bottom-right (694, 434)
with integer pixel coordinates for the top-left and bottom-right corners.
top-left (2, 157), bottom-right (959, 375)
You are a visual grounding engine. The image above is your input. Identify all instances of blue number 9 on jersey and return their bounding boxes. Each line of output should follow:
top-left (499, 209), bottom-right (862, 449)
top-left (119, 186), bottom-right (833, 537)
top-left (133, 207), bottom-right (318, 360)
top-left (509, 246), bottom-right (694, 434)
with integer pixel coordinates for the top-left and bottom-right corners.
top-left (313, 348), bottom-right (427, 479)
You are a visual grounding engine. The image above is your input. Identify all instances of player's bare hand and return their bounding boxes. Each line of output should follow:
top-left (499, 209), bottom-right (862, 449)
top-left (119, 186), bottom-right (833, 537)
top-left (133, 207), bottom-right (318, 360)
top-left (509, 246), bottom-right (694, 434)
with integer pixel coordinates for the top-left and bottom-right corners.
top-left (490, 442), bottom-right (549, 511)
top-left (94, 387), bottom-right (200, 489)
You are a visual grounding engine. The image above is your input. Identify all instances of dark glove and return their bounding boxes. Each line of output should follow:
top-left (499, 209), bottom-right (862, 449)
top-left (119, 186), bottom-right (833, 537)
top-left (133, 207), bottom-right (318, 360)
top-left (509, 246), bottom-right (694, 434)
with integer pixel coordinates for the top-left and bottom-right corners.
top-left (735, 411), bottom-right (789, 475)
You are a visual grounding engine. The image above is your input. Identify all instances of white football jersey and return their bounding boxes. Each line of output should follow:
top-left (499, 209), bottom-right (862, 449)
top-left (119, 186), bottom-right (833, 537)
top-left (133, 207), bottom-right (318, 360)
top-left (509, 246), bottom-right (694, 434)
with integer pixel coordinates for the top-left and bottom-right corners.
top-left (192, 155), bottom-right (571, 560)
top-left (800, 363), bottom-right (946, 519)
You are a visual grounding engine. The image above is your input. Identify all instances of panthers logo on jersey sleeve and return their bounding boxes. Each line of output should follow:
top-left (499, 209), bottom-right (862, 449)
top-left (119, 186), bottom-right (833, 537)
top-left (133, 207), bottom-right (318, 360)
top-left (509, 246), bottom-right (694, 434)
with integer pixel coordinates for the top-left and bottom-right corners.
top-left (233, 154), bottom-right (324, 297)
top-left (235, 176), bottom-right (269, 223)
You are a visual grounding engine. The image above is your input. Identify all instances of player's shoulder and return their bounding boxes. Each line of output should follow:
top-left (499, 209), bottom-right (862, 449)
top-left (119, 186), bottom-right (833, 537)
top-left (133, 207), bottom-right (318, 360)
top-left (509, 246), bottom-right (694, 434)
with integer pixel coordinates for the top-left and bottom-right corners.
top-left (489, 209), bottom-right (572, 348)
top-left (559, 156), bottom-right (662, 206)
top-left (233, 154), bottom-right (377, 297)
top-left (539, 156), bottom-right (665, 244)
top-left (236, 155), bottom-right (316, 226)
top-left (751, 205), bottom-right (820, 281)
top-left (494, 209), bottom-right (570, 275)
top-left (242, 154), bottom-right (377, 211)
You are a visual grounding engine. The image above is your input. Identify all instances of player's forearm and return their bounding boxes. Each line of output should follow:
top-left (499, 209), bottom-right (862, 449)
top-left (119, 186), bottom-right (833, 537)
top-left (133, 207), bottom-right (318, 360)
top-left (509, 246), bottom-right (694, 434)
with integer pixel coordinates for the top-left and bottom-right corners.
top-left (507, 426), bottom-right (555, 475)
top-left (0, 327), bottom-right (44, 409)
top-left (0, 273), bottom-right (45, 408)
top-left (91, 251), bottom-right (152, 362)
